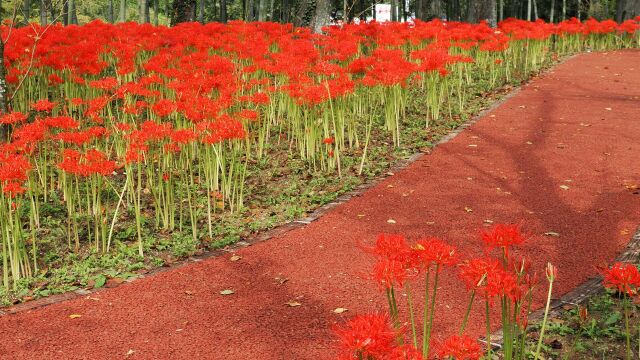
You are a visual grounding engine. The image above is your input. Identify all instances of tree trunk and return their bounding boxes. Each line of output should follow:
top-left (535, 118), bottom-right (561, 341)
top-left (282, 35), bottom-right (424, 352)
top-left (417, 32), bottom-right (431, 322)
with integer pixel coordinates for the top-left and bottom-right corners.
top-left (269, 0), bottom-right (274, 20)
top-left (452, 0), bottom-right (460, 21)
top-left (245, 0), bottom-right (255, 20)
top-left (280, 0), bottom-right (288, 22)
top-left (426, 0), bottom-right (445, 20)
top-left (154, 0), bottom-right (159, 24)
top-left (562, 0), bottom-right (566, 20)
top-left (533, 0), bottom-right (538, 19)
top-left (467, 0), bottom-right (496, 26)
top-left (69, 0), bottom-right (77, 24)
top-left (391, 0), bottom-right (397, 21)
top-left (616, 0), bottom-right (640, 22)
top-left (220, 0), bottom-right (227, 22)
top-left (40, 0), bottom-right (48, 25)
top-left (139, 0), bottom-right (150, 23)
top-left (372, 0), bottom-right (376, 20)
top-left (527, 0), bottom-right (531, 20)
top-left (198, 0), bottom-right (204, 22)
top-left (172, 0), bottom-right (196, 24)
top-left (140, 0), bottom-right (146, 22)
top-left (310, 0), bottom-right (330, 32)
top-left (293, 0), bottom-right (310, 26)
top-left (23, 0), bottom-right (31, 24)
top-left (258, 0), bottom-right (266, 21)
top-left (120, 0), bottom-right (127, 21)
top-left (550, 0), bottom-right (555, 22)
top-left (577, 0), bottom-right (581, 20)
top-left (62, 0), bottom-right (68, 25)
top-left (108, 0), bottom-right (114, 22)
top-left (343, 0), bottom-right (347, 21)
top-left (145, 0), bottom-right (151, 22)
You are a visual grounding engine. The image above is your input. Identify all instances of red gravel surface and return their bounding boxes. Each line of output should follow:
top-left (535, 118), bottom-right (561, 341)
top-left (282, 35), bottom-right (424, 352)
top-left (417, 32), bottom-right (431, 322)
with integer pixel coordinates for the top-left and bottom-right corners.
top-left (1, 50), bottom-right (639, 360)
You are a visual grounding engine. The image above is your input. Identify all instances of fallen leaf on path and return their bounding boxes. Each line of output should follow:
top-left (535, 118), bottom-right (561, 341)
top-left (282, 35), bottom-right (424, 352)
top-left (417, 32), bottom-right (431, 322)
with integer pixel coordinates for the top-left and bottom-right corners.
top-left (274, 275), bottom-right (289, 285)
top-left (621, 229), bottom-right (630, 235)
top-left (426, 221), bottom-right (435, 225)
top-left (596, 208), bottom-right (605, 212)
top-left (544, 232), bottom-right (561, 237)
top-left (464, 207), bottom-right (473, 213)
top-left (484, 219), bottom-right (494, 224)
top-left (229, 255), bottom-right (242, 262)
top-left (559, 185), bottom-right (570, 190)
top-left (624, 183), bottom-right (638, 192)
top-left (605, 107), bottom-right (612, 111)
top-left (526, 141), bottom-right (533, 145)
top-left (69, 314), bottom-right (82, 319)
top-left (333, 308), bottom-right (348, 314)
top-left (468, 144), bottom-right (478, 147)
top-left (357, 214), bottom-right (365, 218)
top-left (387, 219), bottom-right (396, 224)
top-left (219, 289), bottom-right (235, 295)
top-left (126, 350), bottom-right (135, 357)
top-left (285, 300), bottom-right (302, 307)
top-left (184, 290), bottom-right (194, 296)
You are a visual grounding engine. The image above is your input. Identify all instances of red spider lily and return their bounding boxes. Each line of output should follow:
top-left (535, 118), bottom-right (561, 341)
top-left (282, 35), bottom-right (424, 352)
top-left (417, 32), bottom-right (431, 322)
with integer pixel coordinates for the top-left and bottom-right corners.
top-left (437, 335), bottom-right (482, 360)
top-left (366, 234), bottom-right (415, 289)
top-left (368, 233), bottom-right (412, 262)
top-left (0, 153), bottom-right (31, 184)
top-left (387, 344), bottom-right (424, 360)
top-left (151, 99), bottom-right (178, 118)
top-left (333, 313), bottom-right (399, 359)
top-left (545, 263), bottom-right (557, 282)
top-left (88, 77), bottom-right (119, 91)
top-left (47, 73), bottom-right (64, 85)
top-left (58, 149), bottom-right (117, 177)
top-left (371, 257), bottom-right (415, 289)
top-left (458, 257), bottom-right (501, 290)
top-left (0, 112), bottom-right (28, 125)
top-left (481, 223), bottom-right (525, 259)
top-left (411, 237), bottom-right (457, 270)
top-left (42, 116), bottom-right (80, 130)
top-left (238, 109), bottom-right (259, 121)
top-left (485, 268), bottom-right (522, 302)
top-left (601, 262), bottom-right (640, 297)
top-left (31, 99), bottom-right (57, 112)
top-left (1, 181), bottom-right (27, 197)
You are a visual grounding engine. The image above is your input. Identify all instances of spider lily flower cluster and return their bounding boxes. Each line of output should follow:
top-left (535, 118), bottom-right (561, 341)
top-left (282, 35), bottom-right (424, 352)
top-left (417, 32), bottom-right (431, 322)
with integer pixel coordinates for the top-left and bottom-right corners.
top-left (334, 224), bottom-right (558, 360)
top-left (600, 262), bottom-right (640, 360)
top-left (0, 17), bottom-right (638, 292)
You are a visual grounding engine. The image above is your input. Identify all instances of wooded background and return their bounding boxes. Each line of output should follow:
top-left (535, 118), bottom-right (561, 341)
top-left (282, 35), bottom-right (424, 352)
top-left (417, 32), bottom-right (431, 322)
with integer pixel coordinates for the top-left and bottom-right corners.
top-left (0, 0), bottom-right (639, 30)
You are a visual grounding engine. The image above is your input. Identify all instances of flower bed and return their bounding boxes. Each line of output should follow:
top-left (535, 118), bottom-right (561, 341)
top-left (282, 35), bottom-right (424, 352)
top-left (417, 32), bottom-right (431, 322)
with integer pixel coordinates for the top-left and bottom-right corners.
top-left (0, 17), bottom-right (638, 303)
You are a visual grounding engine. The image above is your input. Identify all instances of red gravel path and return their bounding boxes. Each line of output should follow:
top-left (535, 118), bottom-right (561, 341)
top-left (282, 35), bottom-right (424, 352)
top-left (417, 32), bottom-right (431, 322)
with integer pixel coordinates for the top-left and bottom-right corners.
top-left (1, 50), bottom-right (639, 360)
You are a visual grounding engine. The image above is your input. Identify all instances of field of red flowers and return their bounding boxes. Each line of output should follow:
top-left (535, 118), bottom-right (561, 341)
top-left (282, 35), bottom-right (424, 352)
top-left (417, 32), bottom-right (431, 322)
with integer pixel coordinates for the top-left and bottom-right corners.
top-left (0, 17), bottom-right (638, 302)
